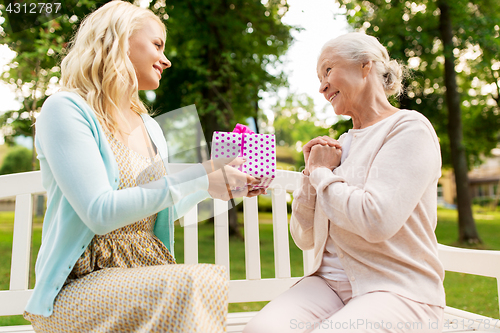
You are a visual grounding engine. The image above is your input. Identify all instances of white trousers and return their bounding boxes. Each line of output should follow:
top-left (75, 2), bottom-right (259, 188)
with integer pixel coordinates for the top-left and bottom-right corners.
top-left (243, 275), bottom-right (444, 333)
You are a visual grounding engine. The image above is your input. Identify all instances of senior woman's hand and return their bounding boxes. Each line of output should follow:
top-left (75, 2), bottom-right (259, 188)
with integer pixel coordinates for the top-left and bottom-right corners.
top-left (305, 144), bottom-right (342, 176)
top-left (302, 136), bottom-right (341, 164)
top-left (302, 136), bottom-right (341, 175)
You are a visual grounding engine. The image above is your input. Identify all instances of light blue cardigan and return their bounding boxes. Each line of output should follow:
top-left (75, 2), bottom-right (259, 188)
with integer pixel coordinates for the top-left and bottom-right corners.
top-left (26, 91), bottom-right (210, 317)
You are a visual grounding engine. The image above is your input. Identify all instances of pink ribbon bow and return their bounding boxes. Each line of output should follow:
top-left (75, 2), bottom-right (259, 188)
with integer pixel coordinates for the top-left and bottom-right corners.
top-left (233, 123), bottom-right (255, 135)
top-left (232, 124), bottom-right (254, 171)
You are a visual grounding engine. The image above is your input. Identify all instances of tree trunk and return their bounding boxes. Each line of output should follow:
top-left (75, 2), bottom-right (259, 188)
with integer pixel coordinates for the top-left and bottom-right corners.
top-left (438, 0), bottom-right (481, 244)
top-left (31, 113), bottom-right (36, 171)
top-left (253, 116), bottom-right (259, 134)
top-left (253, 100), bottom-right (260, 134)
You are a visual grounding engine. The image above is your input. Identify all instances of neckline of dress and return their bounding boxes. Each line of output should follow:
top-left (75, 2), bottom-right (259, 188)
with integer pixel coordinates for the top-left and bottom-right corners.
top-left (105, 130), bottom-right (158, 161)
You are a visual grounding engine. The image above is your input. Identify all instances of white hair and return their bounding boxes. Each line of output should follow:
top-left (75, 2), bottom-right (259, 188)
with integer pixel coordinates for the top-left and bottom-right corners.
top-left (321, 32), bottom-right (407, 97)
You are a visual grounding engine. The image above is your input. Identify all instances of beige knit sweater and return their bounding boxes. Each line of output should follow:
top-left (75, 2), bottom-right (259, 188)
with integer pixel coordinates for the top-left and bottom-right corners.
top-left (290, 110), bottom-right (446, 307)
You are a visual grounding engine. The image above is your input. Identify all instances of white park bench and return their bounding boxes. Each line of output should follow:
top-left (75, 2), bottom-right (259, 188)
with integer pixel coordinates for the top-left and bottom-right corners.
top-left (0, 169), bottom-right (499, 332)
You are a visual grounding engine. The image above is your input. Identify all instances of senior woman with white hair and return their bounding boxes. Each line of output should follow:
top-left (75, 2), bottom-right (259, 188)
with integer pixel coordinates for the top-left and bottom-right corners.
top-left (243, 32), bottom-right (445, 333)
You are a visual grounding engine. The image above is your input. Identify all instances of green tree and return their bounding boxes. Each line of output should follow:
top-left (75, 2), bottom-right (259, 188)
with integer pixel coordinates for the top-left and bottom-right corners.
top-left (1, 0), bottom-right (294, 236)
top-left (270, 93), bottom-right (334, 170)
top-left (336, 0), bottom-right (500, 244)
top-left (0, 145), bottom-right (38, 175)
top-left (149, 0), bottom-right (293, 235)
top-left (149, 0), bottom-right (292, 140)
top-left (0, 1), bottom-right (102, 170)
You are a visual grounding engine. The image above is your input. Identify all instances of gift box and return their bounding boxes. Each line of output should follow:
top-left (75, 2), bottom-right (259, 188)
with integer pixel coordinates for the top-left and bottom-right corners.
top-left (211, 124), bottom-right (276, 190)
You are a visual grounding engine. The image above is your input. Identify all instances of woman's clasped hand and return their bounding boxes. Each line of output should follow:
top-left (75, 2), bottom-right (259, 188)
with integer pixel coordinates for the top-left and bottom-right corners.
top-left (302, 136), bottom-right (342, 176)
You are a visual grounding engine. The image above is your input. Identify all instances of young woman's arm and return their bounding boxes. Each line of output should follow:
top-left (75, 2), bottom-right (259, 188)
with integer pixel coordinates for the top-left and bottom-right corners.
top-left (36, 93), bottom-right (208, 235)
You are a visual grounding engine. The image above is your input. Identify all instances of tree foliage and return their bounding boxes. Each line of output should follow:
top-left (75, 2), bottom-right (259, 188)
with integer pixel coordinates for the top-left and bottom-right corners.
top-left (147, 0), bottom-right (294, 235)
top-left (1, 0), bottom-right (293, 235)
top-left (1, 0), bottom-right (293, 157)
top-left (0, 145), bottom-right (38, 175)
top-left (273, 94), bottom-right (330, 146)
top-left (269, 93), bottom-right (333, 169)
top-left (149, 0), bottom-right (293, 142)
top-left (0, 0), bottom-right (103, 169)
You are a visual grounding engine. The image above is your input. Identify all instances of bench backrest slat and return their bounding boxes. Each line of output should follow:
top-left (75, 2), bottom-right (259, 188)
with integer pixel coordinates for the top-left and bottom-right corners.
top-left (266, 170), bottom-right (314, 277)
top-left (10, 193), bottom-right (33, 291)
top-left (214, 199), bottom-right (231, 274)
top-left (243, 197), bottom-right (261, 280)
top-left (0, 290), bottom-right (33, 316)
top-left (271, 189), bottom-right (291, 279)
top-left (181, 206), bottom-right (199, 264)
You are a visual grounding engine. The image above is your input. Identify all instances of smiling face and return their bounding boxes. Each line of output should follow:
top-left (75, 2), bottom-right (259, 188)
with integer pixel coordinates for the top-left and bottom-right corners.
top-left (128, 20), bottom-right (170, 90)
top-left (317, 48), bottom-right (368, 117)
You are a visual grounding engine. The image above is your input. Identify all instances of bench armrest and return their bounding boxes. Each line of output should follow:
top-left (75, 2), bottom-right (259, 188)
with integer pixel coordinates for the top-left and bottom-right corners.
top-left (438, 243), bottom-right (500, 278)
top-left (438, 243), bottom-right (500, 319)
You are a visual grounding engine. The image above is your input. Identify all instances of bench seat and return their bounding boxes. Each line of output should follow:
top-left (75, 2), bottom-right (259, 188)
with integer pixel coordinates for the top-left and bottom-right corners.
top-left (1, 307), bottom-right (500, 333)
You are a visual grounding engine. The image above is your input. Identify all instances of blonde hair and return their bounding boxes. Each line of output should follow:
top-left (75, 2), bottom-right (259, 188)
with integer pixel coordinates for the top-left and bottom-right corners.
top-left (60, 0), bottom-right (165, 134)
top-left (321, 32), bottom-right (407, 97)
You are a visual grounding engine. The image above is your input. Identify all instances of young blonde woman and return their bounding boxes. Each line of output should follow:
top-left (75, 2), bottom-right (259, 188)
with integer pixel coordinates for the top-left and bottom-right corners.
top-left (23, 1), bottom-right (263, 332)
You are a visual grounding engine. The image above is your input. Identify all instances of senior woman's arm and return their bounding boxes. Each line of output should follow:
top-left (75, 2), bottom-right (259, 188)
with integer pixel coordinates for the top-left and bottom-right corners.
top-left (289, 175), bottom-right (317, 250)
top-left (308, 118), bottom-right (441, 243)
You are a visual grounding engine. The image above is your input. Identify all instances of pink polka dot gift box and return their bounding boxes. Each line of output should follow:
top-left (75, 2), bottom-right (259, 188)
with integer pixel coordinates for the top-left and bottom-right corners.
top-left (211, 124), bottom-right (276, 190)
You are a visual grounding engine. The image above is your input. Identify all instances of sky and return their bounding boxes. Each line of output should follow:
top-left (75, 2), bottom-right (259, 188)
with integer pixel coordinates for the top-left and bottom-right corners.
top-left (0, 0), bottom-right (350, 145)
top-left (265, 0), bottom-right (349, 119)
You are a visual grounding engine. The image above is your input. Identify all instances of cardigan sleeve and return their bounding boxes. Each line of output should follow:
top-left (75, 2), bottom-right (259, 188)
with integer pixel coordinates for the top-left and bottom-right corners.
top-left (309, 119), bottom-right (441, 243)
top-left (36, 93), bottom-right (208, 235)
top-left (171, 190), bottom-right (211, 221)
top-left (290, 174), bottom-right (317, 250)
top-left (140, 113), bottom-right (211, 221)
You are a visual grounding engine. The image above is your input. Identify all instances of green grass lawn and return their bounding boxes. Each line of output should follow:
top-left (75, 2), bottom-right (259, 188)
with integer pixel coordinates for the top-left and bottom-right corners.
top-left (1, 206), bottom-right (499, 327)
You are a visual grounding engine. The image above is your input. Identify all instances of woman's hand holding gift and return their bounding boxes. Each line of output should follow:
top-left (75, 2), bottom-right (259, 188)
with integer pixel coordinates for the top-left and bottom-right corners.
top-left (203, 157), bottom-right (264, 201)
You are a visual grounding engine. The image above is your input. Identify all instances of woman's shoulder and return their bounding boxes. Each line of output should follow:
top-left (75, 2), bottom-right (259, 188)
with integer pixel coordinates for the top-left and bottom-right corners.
top-left (44, 90), bottom-right (80, 102)
top-left (391, 109), bottom-right (436, 132)
top-left (43, 91), bottom-right (87, 108)
top-left (40, 91), bottom-right (95, 119)
top-left (394, 109), bottom-right (431, 124)
top-left (389, 110), bottom-right (439, 147)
